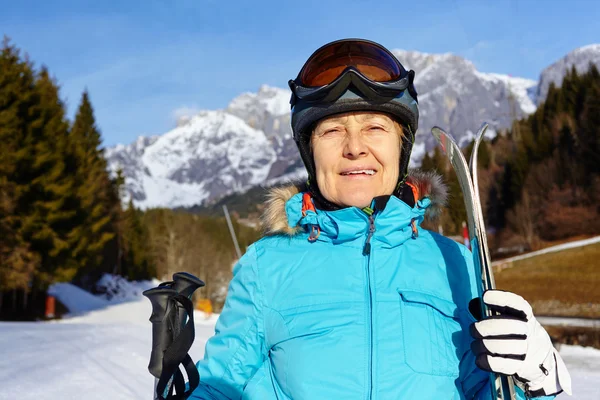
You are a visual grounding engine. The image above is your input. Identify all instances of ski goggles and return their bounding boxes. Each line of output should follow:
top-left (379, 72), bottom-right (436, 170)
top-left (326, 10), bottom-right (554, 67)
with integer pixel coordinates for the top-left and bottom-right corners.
top-left (289, 39), bottom-right (417, 105)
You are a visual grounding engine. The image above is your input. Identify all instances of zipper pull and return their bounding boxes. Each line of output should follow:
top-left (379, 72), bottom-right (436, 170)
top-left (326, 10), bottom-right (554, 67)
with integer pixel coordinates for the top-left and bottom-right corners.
top-left (308, 225), bottom-right (320, 242)
top-left (363, 214), bottom-right (376, 256)
top-left (411, 218), bottom-right (418, 239)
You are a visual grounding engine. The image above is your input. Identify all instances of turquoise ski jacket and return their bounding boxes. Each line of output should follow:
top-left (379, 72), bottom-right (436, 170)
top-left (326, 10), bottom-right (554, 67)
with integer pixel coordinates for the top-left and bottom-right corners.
top-left (189, 171), bottom-right (554, 400)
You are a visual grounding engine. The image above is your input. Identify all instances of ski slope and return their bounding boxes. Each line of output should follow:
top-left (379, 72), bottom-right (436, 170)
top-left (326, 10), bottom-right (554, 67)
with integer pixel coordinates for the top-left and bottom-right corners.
top-left (0, 283), bottom-right (598, 399)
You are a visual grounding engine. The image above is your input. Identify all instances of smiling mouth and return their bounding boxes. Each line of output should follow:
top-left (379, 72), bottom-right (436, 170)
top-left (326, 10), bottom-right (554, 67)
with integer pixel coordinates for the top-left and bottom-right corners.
top-left (340, 169), bottom-right (376, 176)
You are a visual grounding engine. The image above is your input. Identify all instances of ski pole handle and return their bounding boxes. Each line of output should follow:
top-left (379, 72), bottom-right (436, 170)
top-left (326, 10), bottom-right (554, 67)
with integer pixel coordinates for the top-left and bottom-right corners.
top-left (172, 272), bottom-right (205, 335)
top-left (172, 272), bottom-right (205, 299)
top-left (143, 286), bottom-right (178, 378)
top-left (144, 273), bottom-right (205, 399)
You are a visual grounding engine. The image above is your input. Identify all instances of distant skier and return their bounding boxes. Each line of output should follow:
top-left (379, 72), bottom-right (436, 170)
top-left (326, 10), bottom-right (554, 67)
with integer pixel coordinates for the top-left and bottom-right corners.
top-left (189, 39), bottom-right (571, 399)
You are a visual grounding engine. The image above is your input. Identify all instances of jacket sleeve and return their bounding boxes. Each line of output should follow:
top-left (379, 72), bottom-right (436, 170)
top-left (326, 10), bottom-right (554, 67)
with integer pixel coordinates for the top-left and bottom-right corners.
top-left (457, 245), bottom-right (556, 400)
top-left (189, 245), bottom-right (267, 400)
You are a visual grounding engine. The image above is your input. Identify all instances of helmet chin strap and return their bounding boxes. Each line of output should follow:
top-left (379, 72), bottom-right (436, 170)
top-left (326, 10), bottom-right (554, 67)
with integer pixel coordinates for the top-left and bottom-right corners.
top-left (307, 177), bottom-right (416, 213)
top-left (307, 180), bottom-right (341, 211)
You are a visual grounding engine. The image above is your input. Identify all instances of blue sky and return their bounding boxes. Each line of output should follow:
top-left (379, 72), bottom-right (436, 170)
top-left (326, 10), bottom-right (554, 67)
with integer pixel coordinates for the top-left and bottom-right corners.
top-left (2, 0), bottom-right (599, 147)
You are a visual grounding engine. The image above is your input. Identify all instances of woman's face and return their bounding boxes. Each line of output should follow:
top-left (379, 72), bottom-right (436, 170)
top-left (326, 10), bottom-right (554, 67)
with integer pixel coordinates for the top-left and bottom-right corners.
top-left (312, 112), bottom-right (402, 209)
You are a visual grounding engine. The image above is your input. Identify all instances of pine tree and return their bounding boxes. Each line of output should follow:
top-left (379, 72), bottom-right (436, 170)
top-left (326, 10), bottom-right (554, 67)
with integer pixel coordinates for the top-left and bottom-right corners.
top-left (544, 82), bottom-right (560, 120)
top-left (121, 199), bottom-right (154, 280)
top-left (580, 74), bottom-right (600, 179)
top-left (69, 91), bottom-right (117, 284)
top-left (497, 162), bottom-right (515, 229)
top-left (28, 67), bottom-right (80, 284)
top-left (441, 167), bottom-right (467, 235)
top-left (562, 66), bottom-right (579, 116)
top-left (463, 140), bottom-right (491, 170)
top-left (478, 140), bottom-right (491, 169)
top-left (483, 64), bottom-right (600, 244)
top-left (463, 140), bottom-right (475, 165)
top-left (430, 146), bottom-right (448, 176)
top-left (1, 39), bottom-right (91, 295)
top-left (557, 124), bottom-right (575, 187)
top-left (0, 178), bottom-right (38, 294)
top-left (420, 152), bottom-right (433, 172)
top-left (0, 38), bottom-right (42, 293)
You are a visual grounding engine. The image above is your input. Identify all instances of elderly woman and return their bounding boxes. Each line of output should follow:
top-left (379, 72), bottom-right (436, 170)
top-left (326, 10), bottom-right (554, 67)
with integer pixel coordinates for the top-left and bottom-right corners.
top-left (190, 39), bottom-right (571, 399)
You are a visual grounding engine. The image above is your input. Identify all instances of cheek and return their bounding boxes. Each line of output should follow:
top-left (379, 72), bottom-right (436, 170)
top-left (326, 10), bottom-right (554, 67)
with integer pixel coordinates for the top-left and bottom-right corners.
top-left (377, 137), bottom-right (401, 172)
top-left (312, 141), bottom-right (338, 175)
top-left (312, 142), bottom-right (341, 200)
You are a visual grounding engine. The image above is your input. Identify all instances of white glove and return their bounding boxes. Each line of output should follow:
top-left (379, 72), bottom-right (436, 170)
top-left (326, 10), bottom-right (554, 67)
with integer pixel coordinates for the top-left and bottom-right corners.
top-left (470, 290), bottom-right (572, 397)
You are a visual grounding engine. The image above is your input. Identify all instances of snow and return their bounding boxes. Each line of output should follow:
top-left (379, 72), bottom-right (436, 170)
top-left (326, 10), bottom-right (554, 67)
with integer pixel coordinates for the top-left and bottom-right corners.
top-left (536, 43), bottom-right (600, 105)
top-left (47, 283), bottom-right (109, 314)
top-left (48, 275), bottom-right (159, 316)
top-left (559, 344), bottom-right (600, 400)
top-left (227, 85), bottom-right (290, 117)
top-left (1, 278), bottom-right (598, 399)
top-left (115, 109), bottom-right (277, 209)
top-left (136, 174), bottom-right (209, 210)
top-left (409, 141), bottom-right (426, 167)
top-left (264, 166), bottom-right (307, 187)
top-left (475, 71), bottom-right (538, 114)
top-left (575, 44), bottom-right (600, 53)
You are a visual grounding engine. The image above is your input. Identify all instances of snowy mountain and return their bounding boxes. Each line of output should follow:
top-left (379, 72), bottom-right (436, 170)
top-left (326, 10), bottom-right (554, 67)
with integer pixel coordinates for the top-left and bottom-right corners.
top-left (106, 45), bottom-right (597, 209)
top-left (536, 44), bottom-right (600, 105)
top-left (106, 110), bottom-right (276, 208)
top-left (392, 50), bottom-right (537, 150)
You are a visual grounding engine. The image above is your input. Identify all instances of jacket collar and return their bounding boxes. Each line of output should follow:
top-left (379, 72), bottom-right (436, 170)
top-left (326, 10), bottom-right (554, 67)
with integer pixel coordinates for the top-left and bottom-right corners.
top-left (261, 169), bottom-right (447, 246)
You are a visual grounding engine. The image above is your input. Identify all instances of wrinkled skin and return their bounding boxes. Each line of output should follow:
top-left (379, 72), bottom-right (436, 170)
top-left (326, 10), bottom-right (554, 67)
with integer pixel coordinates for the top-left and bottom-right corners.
top-left (311, 112), bottom-right (403, 208)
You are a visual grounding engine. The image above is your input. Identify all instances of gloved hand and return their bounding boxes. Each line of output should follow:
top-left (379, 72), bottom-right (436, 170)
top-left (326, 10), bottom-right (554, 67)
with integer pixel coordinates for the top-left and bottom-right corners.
top-left (469, 290), bottom-right (572, 397)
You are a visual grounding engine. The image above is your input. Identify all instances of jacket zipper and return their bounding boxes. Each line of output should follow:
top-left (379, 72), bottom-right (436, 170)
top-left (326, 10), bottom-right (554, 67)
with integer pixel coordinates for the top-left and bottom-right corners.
top-left (363, 213), bottom-right (376, 400)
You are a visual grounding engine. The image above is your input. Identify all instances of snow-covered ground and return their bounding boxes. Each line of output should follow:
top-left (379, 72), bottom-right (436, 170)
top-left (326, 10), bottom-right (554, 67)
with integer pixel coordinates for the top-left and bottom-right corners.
top-left (0, 278), bottom-right (597, 399)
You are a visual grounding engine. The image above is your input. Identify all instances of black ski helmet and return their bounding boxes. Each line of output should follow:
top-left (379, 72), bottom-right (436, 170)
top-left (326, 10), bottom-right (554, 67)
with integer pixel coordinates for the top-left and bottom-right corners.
top-left (289, 38), bottom-right (419, 210)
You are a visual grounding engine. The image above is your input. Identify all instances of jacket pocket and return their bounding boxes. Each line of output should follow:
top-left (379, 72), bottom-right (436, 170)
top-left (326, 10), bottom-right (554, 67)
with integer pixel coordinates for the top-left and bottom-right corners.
top-left (398, 289), bottom-right (464, 377)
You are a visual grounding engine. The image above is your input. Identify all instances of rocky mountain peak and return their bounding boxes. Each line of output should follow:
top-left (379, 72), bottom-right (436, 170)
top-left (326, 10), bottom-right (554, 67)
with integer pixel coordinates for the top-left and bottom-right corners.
top-left (105, 45), bottom-right (599, 209)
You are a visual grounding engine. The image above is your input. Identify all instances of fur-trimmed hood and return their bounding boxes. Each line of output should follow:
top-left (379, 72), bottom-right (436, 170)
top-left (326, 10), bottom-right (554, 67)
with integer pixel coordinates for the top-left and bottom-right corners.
top-left (261, 169), bottom-right (447, 236)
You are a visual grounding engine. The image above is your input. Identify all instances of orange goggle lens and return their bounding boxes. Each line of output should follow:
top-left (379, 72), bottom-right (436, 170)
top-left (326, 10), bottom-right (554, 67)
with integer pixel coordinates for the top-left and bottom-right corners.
top-left (299, 40), bottom-right (403, 87)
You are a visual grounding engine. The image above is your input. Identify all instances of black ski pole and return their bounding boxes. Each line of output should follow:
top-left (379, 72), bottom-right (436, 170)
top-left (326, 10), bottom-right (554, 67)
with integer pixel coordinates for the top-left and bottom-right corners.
top-left (144, 286), bottom-right (179, 399)
top-left (172, 272), bottom-right (205, 337)
top-left (143, 273), bottom-right (205, 400)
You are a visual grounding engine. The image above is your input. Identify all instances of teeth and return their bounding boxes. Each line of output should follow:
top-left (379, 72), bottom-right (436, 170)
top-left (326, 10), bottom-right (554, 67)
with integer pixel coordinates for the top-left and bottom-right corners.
top-left (343, 170), bottom-right (375, 175)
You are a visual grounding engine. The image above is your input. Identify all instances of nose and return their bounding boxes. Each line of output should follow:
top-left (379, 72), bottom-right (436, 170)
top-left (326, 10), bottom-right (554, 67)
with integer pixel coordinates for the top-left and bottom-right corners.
top-left (343, 131), bottom-right (368, 159)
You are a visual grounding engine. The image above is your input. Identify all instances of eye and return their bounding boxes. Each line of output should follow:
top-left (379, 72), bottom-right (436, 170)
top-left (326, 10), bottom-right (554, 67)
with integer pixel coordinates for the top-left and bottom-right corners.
top-left (319, 128), bottom-right (341, 136)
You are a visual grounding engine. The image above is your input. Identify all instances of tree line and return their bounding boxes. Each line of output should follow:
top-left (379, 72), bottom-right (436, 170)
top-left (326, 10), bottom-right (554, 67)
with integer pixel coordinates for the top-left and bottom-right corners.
top-left (420, 64), bottom-right (600, 251)
top-left (0, 38), bottom-right (259, 319)
top-left (0, 37), bottom-right (126, 319)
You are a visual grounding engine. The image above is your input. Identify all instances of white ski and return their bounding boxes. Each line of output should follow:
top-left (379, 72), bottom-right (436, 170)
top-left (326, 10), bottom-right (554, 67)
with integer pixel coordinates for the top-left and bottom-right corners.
top-left (468, 123), bottom-right (497, 292)
top-left (431, 124), bottom-right (516, 400)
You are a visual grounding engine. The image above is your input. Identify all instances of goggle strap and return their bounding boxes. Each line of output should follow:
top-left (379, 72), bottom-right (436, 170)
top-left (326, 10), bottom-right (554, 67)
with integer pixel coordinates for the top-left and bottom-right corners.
top-left (291, 69), bottom-right (411, 104)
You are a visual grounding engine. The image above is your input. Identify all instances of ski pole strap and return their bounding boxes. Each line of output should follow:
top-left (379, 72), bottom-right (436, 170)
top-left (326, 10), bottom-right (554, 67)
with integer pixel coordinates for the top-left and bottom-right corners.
top-left (156, 294), bottom-right (200, 400)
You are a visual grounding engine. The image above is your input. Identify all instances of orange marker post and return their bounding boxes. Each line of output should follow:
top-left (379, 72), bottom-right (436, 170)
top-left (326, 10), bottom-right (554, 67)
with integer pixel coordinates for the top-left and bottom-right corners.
top-left (45, 294), bottom-right (56, 319)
